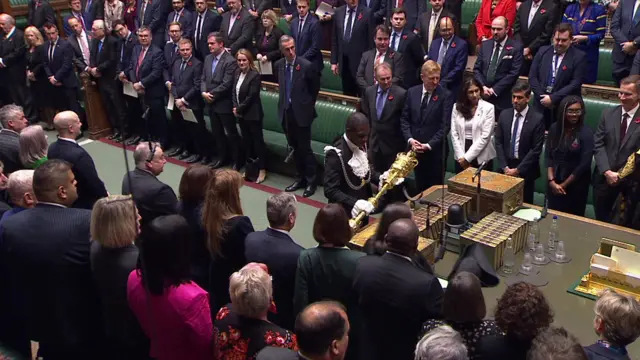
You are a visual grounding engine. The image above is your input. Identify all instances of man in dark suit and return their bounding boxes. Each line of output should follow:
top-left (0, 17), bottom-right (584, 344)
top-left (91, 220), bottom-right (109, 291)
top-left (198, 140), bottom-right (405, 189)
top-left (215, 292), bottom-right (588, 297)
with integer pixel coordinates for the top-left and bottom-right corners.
top-left (43, 23), bottom-right (85, 127)
top-left (126, 26), bottom-right (169, 147)
top-left (220, 0), bottom-right (255, 55)
top-left (415, 0), bottom-right (454, 53)
top-left (164, 22), bottom-right (183, 88)
top-left (89, 20), bottom-right (127, 140)
top-left (356, 25), bottom-right (405, 94)
top-left (0, 15), bottom-right (37, 124)
top-left (352, 219), bottom-right (444, 360)
top-left (27, 0), bottom-right (55, 31)
top-left (245, 192), bottom-right (303, 330)
top-left (201, 32), bottom-right (239, 168)
top-left (83, 0), bottom-right (104, 26)
top-left (114, 20), bottom-right (143, 144)
top-left (495, 81), bottom-right (545, 204)
top-left (48, 111), bottom-right (108, 210)
top-left (67, 17), bottom-right (92, 74)
top-left (138, 0), bottom-right (171, 48)
top-left (385, 0), bottom-right (425, 31)
top-left (122, 142), bottom-right (178, 226)
top-left (473, 16), bottom-right (523, 116)
top-left (290, 0), bottom-right (323, 74)
top-left (361, 63), bottom-right (407, 173)
top-left (256, 301), bottom-right (350, 360)
top-left (513, 0), bottom-right (557, 76)
top-left (529, 23), bottom-right (586, 129)
top-left (0, 105), bottom-right (28, 174)
top-left (167, 0), bottom-right (195, 41)
top-left (400, 60), bottom-right (453, 193)
top-left (331, 0), bottom-right (375, 96)
top-left (192, 0), bottom-right (222, 60)
top-left (63, 0), bottom-right (90, 37)
top-left (167, 38), bottom-right (206, 163)
top-left (364, 0), bottom-right (386, 24)
top-left (243, 0), bottom-right (272, 20)
top-left (426, 17), bottom-right (467, 100)
top-left (593, 75), bottom-right (640, 223)
top-left (276, 36), bottom-right (321, 197)
top-left (610, 0), bottom-right (640, 85)
top-left (0, 159), bottom-right (104, 359)
top-left (389, 8), bottom-right (424, 88)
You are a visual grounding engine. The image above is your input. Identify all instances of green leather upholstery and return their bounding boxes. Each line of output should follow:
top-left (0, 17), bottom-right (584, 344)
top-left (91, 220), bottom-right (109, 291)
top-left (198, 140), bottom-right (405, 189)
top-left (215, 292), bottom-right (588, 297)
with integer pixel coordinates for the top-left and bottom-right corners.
top-left (583, 97), bottom-right (617, 130)
top-left (15, 16), bottom-right (28, 30)
top-left (321, 59), bottom-right (343, 93)
top-left (597, 47), bottom-right (614, 87)
top-left (460, 0), bottom-right (482, 39)
top-left (277, 17), bottom-right (291, 35)
top-left (10, 0), bottom-right (29, 6)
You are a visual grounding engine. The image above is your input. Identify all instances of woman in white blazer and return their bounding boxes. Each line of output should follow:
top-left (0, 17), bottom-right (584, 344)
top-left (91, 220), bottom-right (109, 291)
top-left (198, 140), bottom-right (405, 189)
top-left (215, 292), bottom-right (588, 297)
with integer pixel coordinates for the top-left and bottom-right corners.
top-left (450, 76), bottom-right (496, 173)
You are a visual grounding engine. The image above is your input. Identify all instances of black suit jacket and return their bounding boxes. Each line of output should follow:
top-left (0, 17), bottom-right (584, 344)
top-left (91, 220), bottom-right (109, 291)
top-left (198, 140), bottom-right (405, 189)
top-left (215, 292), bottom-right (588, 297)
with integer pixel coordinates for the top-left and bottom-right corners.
top-left (473, 37), bottom-right (524, 111)
top-left (28, 0), bottom-right (56, 29)
top-left (384, 0), bottom-right (424, 30)
top-left (220, 8), bottom-right (255, 55)
top-left (352, 252), bottom-right (444, 360)
top-left (67, 32), bottom-right (91, 72)
top-left (495, 107), bottom-right (545, 179)
top-left (361, 84), bottom-right (407, 156)
top-left (171, 56), bottom-right (204, 110)
top-left (275, 56), bottom-right (320, 126)
top-left (126, 44), bottom-right (166, 100)
top-left (400, 84), bottom-right (453, 153)
top-left (594, 105), bottom-right (640, 175)
top-left (0, 130), bottom-right (22, 174)
top-left (0, 28), bottom-right (28, 83)
top-left (245, 228), bottom-right (303, 330)
top-left (255, 26), bottom-right (284, 65)
top-left (117, 32), bottom-right (138, 73)
top-left (90, 35), bottom-right (119, 80)
top-left (201, 50), bottom-right (238, 114)
top-left (290, 14), bottom-right (323, 73)
top-left (192, 10), bottom-right (222, 58)
top-left (584, 344), bottom-right (631, 360)
top-left (415, 8), bottom-right (455, 52)
top-left (514, 0), bottom-right (557, 54)
top-left (331, 4), bottom-right (375, 76)
top-left (48, 139), bottom-right (108, 210)
top-left (610, 0), bottom-right (640, 73)
top-left (393, 28), bottom-right (424, 88)
top-left (121, 168), bottom-right (178, 226)
top-left (356, 48), bottom-right (405, 93)
top-left (529, 45), bottom-right (585, 106)
top-left (163, 41), bottom-right (181, 82)
top-left (232, 68), bottom-right (263, 121)
top-left (44, 39), bottom-right (79, 88)
top-left (0, 204), bottom-right (102, 351)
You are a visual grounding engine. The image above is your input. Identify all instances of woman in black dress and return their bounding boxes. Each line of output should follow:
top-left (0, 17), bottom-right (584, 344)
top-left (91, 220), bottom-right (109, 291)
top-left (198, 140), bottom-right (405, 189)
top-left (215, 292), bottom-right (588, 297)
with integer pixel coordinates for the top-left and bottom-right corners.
top-left (546, 95), bottom-right (594, 216)
top-left (24, 26), bottom-right (53, 128)
top-left (254, 9), bottom-right (284, 83)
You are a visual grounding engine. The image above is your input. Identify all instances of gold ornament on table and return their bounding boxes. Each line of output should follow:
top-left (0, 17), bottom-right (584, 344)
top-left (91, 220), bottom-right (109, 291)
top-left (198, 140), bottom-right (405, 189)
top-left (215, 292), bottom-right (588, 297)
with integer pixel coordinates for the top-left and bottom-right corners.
top-left (349, 150), bottom-right (419, 231)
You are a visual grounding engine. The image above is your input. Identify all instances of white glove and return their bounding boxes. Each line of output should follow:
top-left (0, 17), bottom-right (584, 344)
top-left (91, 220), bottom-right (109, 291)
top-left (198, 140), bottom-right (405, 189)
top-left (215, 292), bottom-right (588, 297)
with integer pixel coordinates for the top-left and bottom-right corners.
top-left (351, 199), bottom-right (375, 218)
top-left (380, 171), bottom-right (405, 186)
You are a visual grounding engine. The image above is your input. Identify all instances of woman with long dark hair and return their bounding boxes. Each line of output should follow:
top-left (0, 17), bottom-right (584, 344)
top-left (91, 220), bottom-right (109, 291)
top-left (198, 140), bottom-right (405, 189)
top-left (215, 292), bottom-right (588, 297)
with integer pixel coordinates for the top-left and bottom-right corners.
top-left (546, 95), bottom-right (594, 216)
top-left (450, 76), bottom-right (496, 173)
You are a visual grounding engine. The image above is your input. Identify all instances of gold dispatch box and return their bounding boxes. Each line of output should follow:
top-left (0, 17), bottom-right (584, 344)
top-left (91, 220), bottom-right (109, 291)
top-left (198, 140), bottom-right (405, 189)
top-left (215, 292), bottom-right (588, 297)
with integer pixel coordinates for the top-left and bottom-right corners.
top-left (412, 192), bottom-right (473, 240)
top-left (350, 222), bottom-right (437, 264)
top-left (448, 168), bottom-right (525, 217)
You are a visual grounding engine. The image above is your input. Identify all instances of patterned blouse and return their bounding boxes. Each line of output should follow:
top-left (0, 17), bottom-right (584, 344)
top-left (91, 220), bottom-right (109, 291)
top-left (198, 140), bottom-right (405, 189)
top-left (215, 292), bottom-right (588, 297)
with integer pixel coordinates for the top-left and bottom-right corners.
top-left (421, 319), bottom-right (503, 359)
top-left (214, 304), bottom-right (298, 359)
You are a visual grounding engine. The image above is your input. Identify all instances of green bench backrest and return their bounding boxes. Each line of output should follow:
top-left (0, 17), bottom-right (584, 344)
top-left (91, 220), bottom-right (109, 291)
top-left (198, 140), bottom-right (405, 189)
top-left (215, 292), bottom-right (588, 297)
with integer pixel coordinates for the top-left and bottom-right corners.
top-left (277, 18), bottom-right (291, 35)
top-left (15, 16), bottom-right (28, 30)
top-left (597, 47), bottom-right (615, 87)
top-left (460, 0), bottom-right (482, 38)
top-left (10, 0), bottom-right (29, 6)
top-left (321, 59), bottom-right (343, 93)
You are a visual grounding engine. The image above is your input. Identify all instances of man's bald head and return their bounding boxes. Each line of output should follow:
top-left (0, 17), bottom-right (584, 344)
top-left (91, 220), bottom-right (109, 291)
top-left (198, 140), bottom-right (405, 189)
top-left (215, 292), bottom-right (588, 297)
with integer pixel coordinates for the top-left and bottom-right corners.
top-left (53, 111), bottom-right (82, 139)
top-left (438, 17), bottom-right (454, 40)
top-left (492, 16), bottom-right (508, 28)
top-left (295, 301), bottom-right (350, 359)
top-left (491, 16), bottom-right (508, 42)
top-left (385, 218), bottom-right (419, 256)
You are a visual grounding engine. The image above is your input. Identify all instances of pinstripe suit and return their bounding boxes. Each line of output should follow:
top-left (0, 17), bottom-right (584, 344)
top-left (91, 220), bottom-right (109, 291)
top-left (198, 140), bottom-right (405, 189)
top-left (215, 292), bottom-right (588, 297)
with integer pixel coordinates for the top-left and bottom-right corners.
top-left (0, 130), bottom-right (22, 174)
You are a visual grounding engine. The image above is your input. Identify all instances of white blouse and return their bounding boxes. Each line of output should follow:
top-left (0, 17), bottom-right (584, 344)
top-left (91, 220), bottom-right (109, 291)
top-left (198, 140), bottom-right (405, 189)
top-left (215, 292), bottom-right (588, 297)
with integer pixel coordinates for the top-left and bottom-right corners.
top-left (235, 71), bottom-right (247, 102)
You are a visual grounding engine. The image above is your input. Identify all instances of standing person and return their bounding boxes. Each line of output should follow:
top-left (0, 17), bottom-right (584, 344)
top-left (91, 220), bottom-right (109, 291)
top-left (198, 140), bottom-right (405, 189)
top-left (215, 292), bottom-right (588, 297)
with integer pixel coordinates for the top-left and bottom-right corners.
top-left (192, 0), bottom-right (222, 60)
top-left (166, 0), bottom-right (194, 41)
top-left (426, 17), bottom-right (468, 96)
top-left (415, 0), bottom-right (455, 53)
top-left (529, 23), bottom-right (586, 129)
top-left (220, 0), bottom-right (256, 55)
top-left (233, 49), bottom-right (267, 182)
top-left (201, 32), bottom-right (240, 169)
top-left (103, 0), bottom-right (124, 32)
top-left (593, 76), bottom-right (640, 222)
top-left (331, 0), bottom-right (375, 97)
top-left (513, 0), bottom-right (558, 76)
top-left (137, 0), bottom-right (170, 48)
top-left (315, 0), bottom-right (344, 51)
top-left (495, 81), bottom-right (545, 204)
top-left (0, 105), bottom-right (29, 174)
top-left (473, 16), bottom-right (523, 116)
top-left (163, 22), bottom-right (183, 110)
top-left (64, 0), bottom-right (91, 37)
top-left (475, 0), bottom-right (517, 45)
top-left (610, 0), bottom-right (640, 85)
top-left (123, 0), bottom-right (137, 33)
top-left (547, 96), bottom-right (593, 216)
top-left (290, 0), bottom-right (323, 74)
top-left (67, 17), bottom-right (92, 74)
top-left (276, 36), bottom-right (320, 197)
top-left (27, 0), bottom-right (55, 31)
top-left (19, 125), bottom-right (48, 169)
top-left (561, 0), bottom-right (606, 84)
top-left (388, 8), bottom-right (425, 88)
top-left (356, 25), bottom-right (405, 95)
top-left (84, 0), bottom-right (106, 26)
top-left (24, 26), bottom-right (53, 127)
top-left (255, 9), bottom-right (285, 83)
top-left (114, 20), bottom-right (143, 144)
top-left (384, 0), bottom-right (426, 31)
top-left (400, 60), bottom-right (453, 193)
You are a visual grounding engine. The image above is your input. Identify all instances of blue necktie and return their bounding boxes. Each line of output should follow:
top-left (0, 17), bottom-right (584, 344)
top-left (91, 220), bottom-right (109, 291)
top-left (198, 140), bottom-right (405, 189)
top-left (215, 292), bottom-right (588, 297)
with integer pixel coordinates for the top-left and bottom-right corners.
top-left (98, 41), bottom-right (103, 53)
top-left (391, 32), bottom-right (397, 51)
top-left (285, 63), bottom-right (293, 105)
top-left (634, 4), bottom-right (640, 25)
top-left (376, 89), bottom-right (385, 119)
top-left (510, 112), bottom-right (522, 158)
top-left (211, 57), bottom-right (218, 74)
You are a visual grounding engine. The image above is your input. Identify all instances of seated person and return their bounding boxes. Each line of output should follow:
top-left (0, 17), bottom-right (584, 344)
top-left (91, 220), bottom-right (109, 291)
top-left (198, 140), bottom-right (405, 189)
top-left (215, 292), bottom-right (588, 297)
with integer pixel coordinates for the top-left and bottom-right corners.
top-left (18, 125), bottom-right (48, 169)
top-left (528, 327), bottom-right (588, 360)
top-left (0, 104), bottom-right (29, 174)
top-left (1, 169), bottom-right (35, 222)
top-left (415, 325), bottom-right (469, 360)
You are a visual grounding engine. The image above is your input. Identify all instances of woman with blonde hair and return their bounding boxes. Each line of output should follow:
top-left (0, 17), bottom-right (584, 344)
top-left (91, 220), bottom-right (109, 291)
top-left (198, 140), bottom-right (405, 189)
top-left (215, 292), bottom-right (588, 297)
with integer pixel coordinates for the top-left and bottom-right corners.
top-left (24, 26), bottom-right (54, 127)
top-left (202, 168), bottom-right (254, 314)
top-left (19, 125), bottom-right (48, 169)
top-left (90, 195), bottom-right (150, 359)
top-left (254, 10), bottom-right (283, 83)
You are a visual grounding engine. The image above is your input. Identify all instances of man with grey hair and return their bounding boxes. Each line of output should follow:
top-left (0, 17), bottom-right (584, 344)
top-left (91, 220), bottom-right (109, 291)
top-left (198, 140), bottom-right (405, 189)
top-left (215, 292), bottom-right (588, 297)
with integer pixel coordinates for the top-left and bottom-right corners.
top-left (415, 326), bottom-right (469, 360)
top-left (1, 169), bottom-right (36, 223)
top-left (122, 142), bottom-right (177, 227)
top-left (0, 104), bottom-right (28, 174)
top-left (245, 192), bottom-right (303, 330)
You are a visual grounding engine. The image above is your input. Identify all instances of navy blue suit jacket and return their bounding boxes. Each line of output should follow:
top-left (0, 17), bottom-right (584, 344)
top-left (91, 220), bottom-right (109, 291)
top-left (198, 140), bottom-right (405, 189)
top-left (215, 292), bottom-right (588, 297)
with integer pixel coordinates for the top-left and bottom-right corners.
top-left (610, 0), bottom-right (640, 74)
top-left (192, 10), bottom-right (222, 59)
top-left (279, 0), bottom-right (297, 15)
top-left (290, 14), bottom-right (324, 73)
top-left (528, 45), bottom-right (585, 105)
top-left (44, 39), bottom-right (79, 88)
top-left (166, 9), bottom-right (195, 40)
top-left (137, 0), bottom-right (170, 38)
top-left (117, 32), bottom-right (138, 73)
top-left (163, 41), bottom-right (181, 81)
top-left (393, 27), bottom-right (425, 87)
top-left (126, 44), bottom-right (166, 100)
top-left (427, 35), bottom-right (468, 95)
top-left (48, 139), bottom-right (108, 210)
top-left (400, 84), bottom-right (453, 153)
top-left (170, 56), bottom-right (204, 110)
top-left (473, 37), bottom-right (524, 111)
top-left (63, 13), bottom-right (90, 37)
top-left (584, 343), bottom-right (631, 360)
top-left (245, 228), bottom-right (303, 330)
top-left (275, 56), bottom-right (320, 126)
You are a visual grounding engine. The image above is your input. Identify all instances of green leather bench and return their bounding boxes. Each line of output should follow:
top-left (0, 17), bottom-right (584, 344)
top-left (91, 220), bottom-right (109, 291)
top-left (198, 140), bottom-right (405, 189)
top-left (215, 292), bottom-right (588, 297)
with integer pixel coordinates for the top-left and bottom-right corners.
top-left (460, 0), bottom-right (482, 40)
top-left (597, 46), bottom-right (614, 87)
top-left (15, 16), bottom-right (28, 30)
top-left (9, 0), bottom-right (29, 5)
top-left (321, 59), bottom-right (343, 93)
top-left (277, 17), bottom-right (291, 35)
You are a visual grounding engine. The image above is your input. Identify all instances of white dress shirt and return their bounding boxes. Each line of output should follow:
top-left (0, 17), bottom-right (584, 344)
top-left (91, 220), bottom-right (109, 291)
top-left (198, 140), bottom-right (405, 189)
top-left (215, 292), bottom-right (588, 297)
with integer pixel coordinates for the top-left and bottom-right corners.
top-left (343, 6), bottom-right (357, 37)
top-left (510, 105), bottom-right (529, 159)
top-left (528, 0), bottom-right (542, 28)
top-left (58, 137), bottom-right (78, 144)
top-left (622, 103), bottom-right (639, 133)
top-left (235, 71), bottom-right (247, 102)
top-left (229, 11), bottom-right (239, 34)
top-left (490, 36), bottom-right (508, 61)
top-left (428, 9), bottom-right (441, 50)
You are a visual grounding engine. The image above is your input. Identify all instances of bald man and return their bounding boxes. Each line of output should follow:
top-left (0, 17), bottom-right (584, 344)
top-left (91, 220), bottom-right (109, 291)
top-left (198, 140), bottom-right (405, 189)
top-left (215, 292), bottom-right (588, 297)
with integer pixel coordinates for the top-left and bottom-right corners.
top-left (48, 111), bottom-right (108, 209)
top-left (426, 16), bottom-right (468, 96)
top-left (353, 219), bottom-right (444, 360)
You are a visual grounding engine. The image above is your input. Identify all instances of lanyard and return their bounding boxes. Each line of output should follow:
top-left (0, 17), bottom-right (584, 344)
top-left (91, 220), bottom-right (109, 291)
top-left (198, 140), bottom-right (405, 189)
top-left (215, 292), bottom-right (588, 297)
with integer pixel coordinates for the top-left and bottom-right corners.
top-left (549, 53), bottom-right (562, 88)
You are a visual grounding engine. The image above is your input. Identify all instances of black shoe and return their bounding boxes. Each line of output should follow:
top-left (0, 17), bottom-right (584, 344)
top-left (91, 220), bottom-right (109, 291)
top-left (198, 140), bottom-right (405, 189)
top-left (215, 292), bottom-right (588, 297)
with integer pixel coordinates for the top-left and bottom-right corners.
top-left (303, 184), bottom-right (317, 198)
top-left (178, 150), bottom-right (190, 160)
top-left (108, 130), bottom-right (121, 140)
top-left (185, 154), bottom-right (202, 164)
top-left (232, 162), bottom-right (244, 171)
top-left (285, 181), bottom-right (307, 192)
top-left (125, 136), bottom-right (141, 146)
top-left (113, 133), bottom-right (123, 142)
top-left (167, 147), bottom-right (183, 157)
top-left (199, 157), bottom-right (212, 165)
top-left (209, 159), bottom-right (227, 169)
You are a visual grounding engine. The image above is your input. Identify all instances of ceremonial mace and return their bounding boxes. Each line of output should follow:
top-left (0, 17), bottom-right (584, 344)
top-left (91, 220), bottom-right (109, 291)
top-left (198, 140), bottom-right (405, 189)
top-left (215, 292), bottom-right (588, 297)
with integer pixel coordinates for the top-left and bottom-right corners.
top-left (349, 150), bottom-right (419, 231)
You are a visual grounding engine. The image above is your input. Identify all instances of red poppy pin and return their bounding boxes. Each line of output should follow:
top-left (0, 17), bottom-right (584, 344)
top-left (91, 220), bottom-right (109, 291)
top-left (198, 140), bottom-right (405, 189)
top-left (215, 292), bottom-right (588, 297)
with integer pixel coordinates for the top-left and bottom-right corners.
top-left (450, 42), bottom-right (456, 48)
top-left (562, 65), bottom-right (567, 71)
top-left (635, 117), bottom-right (640, 124)
top-left (505, 45), bottom-right (513, 51)
top-left (296, 64), bottom-right (300, 71)
top-left (402, 34), bottom-right (408, 40)
top-left (388, 94), bottom-right (394, 101)
top-left (358, 12), bottom-right (363, 20)
top-left (571, 139), bottom-right (579, 149)
top-left (187, 61), bottom-right (192, 66)
top-left (389, 52), bottom-right (395, 58)
top-left (540, 8), bottom-right (546, 14)
top-left (432, 95), bottom-right (438, 101)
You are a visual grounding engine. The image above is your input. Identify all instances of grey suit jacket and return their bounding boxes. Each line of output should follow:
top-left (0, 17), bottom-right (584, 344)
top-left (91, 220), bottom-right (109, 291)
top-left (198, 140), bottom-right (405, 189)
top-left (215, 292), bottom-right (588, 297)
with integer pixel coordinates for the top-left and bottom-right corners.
top-left (594, 105), bottom-right (640, 175)
top-left (220, 7), bottom-right (255, 55)
top-left (356, 48), bottom-right (405, 93)
top-left (0, 130), bottom-right (21, 174)
top-left (67, 33), bottom-right (89, 72)
top-left (200, 50), bottom-right (238, 114)
top-left (360, 84), bottom-right (407, 156)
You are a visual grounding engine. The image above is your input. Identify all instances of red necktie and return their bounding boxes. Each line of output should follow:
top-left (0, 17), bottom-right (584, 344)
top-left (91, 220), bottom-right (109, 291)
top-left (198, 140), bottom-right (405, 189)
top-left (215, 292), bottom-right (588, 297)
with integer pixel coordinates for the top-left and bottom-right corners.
top-left (136, 48), bottom-right (146, 78)
top-left (621, 113), bottom-right (629, 144)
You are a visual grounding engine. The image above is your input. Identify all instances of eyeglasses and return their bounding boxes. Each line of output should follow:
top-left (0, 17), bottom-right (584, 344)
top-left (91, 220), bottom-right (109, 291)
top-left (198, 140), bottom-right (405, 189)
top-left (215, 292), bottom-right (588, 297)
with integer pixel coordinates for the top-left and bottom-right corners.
top-left (566, 109), bottom-right (583, 115)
